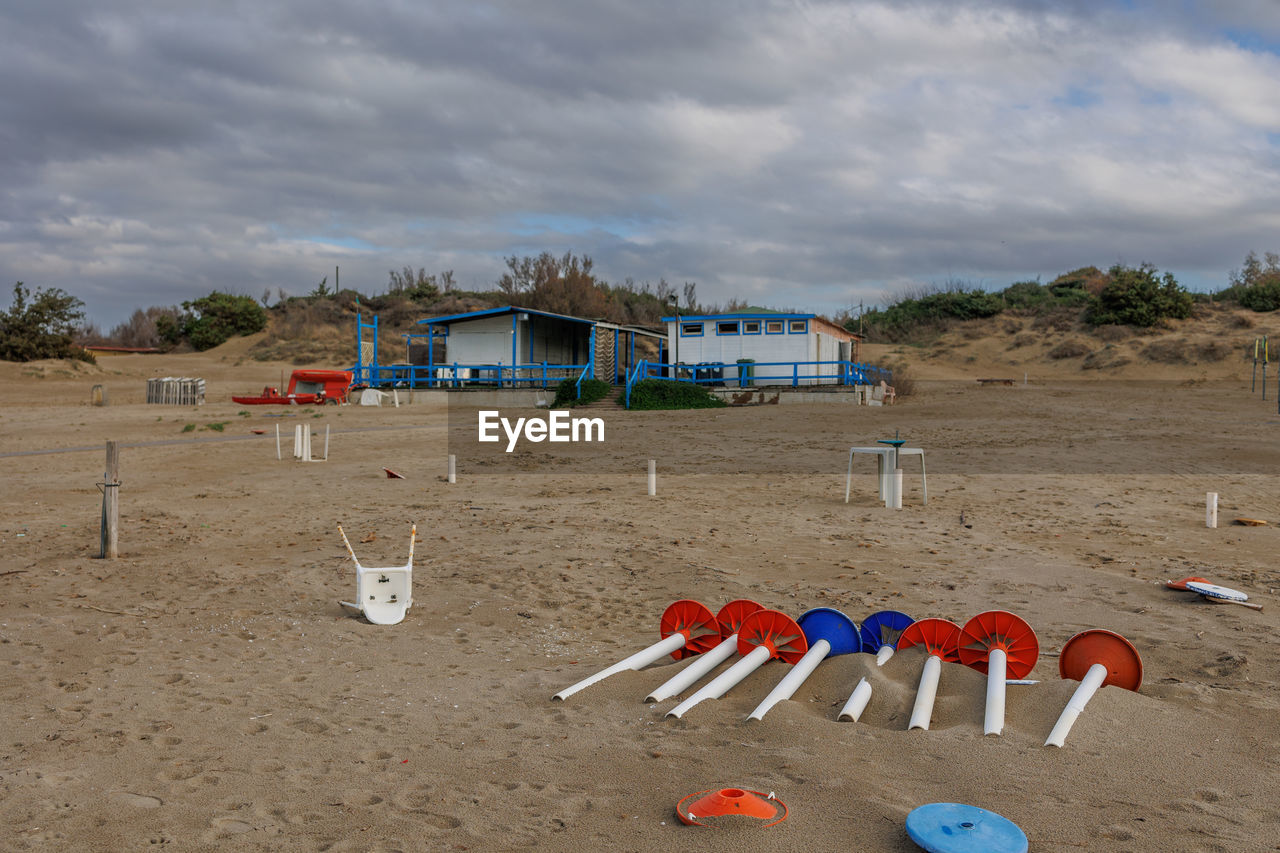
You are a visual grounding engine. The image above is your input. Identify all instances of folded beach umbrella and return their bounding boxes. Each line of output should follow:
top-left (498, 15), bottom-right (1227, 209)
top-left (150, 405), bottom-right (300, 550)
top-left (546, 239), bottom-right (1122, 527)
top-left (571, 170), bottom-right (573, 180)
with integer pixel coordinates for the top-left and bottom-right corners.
top-left (747, 607), bottom-right (861, 721)
top-left (553, 600), bottom-right (720, 701)
top-left (898, 618), bottom-right (963, 731)
top-left (646, 599), bottom-right (762, 703)
top-left (666, 609), bottom-right (808, 719)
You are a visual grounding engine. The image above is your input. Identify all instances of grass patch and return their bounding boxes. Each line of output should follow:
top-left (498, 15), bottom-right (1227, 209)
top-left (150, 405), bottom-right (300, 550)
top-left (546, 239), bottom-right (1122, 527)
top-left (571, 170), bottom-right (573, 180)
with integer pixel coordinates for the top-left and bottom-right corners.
top-left (552, 377), bottom-right (612, 408)
top-left (181, 423), bottom-right (196, 433)
top-left (205, 422), bottom-right (228, 432)
top-left (624, 379), bottom-right (727, 410)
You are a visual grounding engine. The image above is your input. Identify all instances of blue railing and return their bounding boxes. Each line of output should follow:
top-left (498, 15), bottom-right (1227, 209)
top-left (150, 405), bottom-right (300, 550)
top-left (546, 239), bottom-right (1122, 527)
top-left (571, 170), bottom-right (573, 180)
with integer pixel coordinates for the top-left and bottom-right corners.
top-left (575, 327), bottom-right (597, 400)
top-left (352, 362), bottom-right (588, 389)
top-left (624, 359), bottom-right (892, 408)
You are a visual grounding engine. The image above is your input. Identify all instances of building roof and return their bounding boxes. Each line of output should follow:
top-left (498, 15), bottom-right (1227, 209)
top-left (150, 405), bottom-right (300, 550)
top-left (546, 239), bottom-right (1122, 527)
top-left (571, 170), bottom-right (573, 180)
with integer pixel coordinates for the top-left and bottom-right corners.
top-left (417, 306), bottom-right (593, 327)
top-left (660, 312), bottom-right (815, 322)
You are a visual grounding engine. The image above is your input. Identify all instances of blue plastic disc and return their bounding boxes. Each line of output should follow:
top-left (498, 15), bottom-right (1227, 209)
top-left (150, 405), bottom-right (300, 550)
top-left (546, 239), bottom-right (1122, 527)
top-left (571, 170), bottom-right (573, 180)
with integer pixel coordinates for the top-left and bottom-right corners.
top-left (859, 610), bottom-right (914, 654)
top-left (796, 608), bottom-right (861, 655)
top-left (906, 803), bottom-right (1027, 853)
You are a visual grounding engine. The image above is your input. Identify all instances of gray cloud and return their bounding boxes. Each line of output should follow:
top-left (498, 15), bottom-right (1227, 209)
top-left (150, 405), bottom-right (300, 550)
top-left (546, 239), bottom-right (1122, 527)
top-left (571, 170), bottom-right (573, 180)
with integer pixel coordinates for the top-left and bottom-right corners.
top-left (2, 0), bottom-right (1279, 327)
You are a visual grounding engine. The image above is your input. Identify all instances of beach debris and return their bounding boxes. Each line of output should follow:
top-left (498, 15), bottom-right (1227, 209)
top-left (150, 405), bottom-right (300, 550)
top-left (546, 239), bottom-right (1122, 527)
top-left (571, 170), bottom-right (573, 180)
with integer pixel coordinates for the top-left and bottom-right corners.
top-left (447, 454), bottom-right (456, 484)
top-left (666, 609), bottom-right (807, 719)
top-left (905, 802), bottom-right (1027, 853)
top-left (336, 524), bottom-right (415, 626)
top-left (553, 600), bottom-right (720, 701)
top-left (646, 599), bottom-right (762, 704)
top-left (748, 607), bottom-right (860, 721)
top-left (676, 787), bottom-right (787, 828)
top-left (1233, 517), bottom-right (1267, 526)
top-left (899, 618), bottom-right (963, 731)
top-left (383, 468), bottom-right (405, 479)
top-left (1045, 629), bottom-right (1142, 748)
top-left (957, 611), bottom-right (1039, 736)
top-left (1206, 492), bottom-right (1217, 528)
top-left (1165, 577), bottom-right (1263, 610)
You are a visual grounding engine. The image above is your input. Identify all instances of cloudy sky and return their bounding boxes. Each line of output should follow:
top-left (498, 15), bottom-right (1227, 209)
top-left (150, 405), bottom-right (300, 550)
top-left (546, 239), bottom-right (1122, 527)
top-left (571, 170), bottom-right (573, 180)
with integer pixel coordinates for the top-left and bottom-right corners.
top-left (3, 0), bottom-right (1280, 328)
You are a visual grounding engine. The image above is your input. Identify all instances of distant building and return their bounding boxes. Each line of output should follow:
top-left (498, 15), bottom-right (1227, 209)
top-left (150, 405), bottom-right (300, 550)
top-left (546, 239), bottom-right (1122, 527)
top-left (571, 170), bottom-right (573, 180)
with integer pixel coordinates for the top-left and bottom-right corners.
top-left (661, 312), bottom-right (864, 386)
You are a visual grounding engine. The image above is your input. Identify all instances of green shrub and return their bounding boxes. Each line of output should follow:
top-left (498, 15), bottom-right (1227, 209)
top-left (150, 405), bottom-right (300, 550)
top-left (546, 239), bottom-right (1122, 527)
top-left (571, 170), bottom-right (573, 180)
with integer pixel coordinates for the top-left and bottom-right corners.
top-left (862, 287), bottom-right (1004, 341)
top-left (1236, 281), bottom-right (1280, 312)
top-left (182, 423), bottom-right (196, 433)
top-left (0, 282), bottom-right (87, 362)
top-left (1088, 263), bottom-right (1192, 327)
top-left (205, 422), bottom-right (227, 432)
top-left (178, 291), bottom-right (268, 350)
top-left (551, 377), bottom-right (611, 407)
top-left (626, 378), bottom-right (727, 410)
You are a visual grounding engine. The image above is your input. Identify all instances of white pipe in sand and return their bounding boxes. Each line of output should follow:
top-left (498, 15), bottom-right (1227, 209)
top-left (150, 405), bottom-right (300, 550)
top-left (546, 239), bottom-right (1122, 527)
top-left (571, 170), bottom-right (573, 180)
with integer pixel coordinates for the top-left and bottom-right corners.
top-left (666, 645), bottom-right (771, 719)
top-left (746, 639), bottom-right (830, 721)
top-left (323, 425), bottom-right (330, 460)
top-left (838, 677), bottom-right (873, 721)
top-left (1206, 492), bottom-right (1217, 528)
top-left (875, 644), bottom-right (896, 666)
top-left (909, 654), bottom-right (943, 731)
top-left (553, 633), bottom-right (689, 701)
top-left (892, 469), bottom-right (903, 509)
top-left (647, 459), bottom-right (656, 496)
top-left (1044, 662), bottom-right (1108, 747)
top-left (275, 424), bottom-right (281, 461)
top-left (293, 424), bottom-right (303, 459)
top-left (448, 454), bottom-right (456, 484)
top-left (984, 648), bottom-right (1008, 735)
top-left (646, 636), bottom-right (738, 703)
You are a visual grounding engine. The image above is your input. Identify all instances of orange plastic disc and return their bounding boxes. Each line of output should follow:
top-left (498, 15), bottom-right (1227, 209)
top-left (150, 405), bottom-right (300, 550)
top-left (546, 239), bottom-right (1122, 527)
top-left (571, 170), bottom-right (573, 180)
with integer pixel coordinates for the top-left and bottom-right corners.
top-left (1164, 576), bottom-right (1208, 591)
top-left (957, 611), bottom-right (1039, 678)
top-left (659, 600), bottom-right (720, 660)
top-left (1059, 629), bottom-right (1143, 692)
top-left (676, 788), bottom-right (787, 827)
top-left (716, 599), bottom-right (764, 638)
top-left (735, 609), bottom-right (808, 663)
top-left (897, 618), bottom-right (963, 663)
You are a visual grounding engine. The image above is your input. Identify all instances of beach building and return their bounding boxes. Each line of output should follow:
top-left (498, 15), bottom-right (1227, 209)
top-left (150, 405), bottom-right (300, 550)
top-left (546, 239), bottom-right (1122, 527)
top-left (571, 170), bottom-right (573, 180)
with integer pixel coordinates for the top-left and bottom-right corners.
top-left (352, 305), bottom-right (663, 388)
top-left (660, 311), bottom-right (866, 387)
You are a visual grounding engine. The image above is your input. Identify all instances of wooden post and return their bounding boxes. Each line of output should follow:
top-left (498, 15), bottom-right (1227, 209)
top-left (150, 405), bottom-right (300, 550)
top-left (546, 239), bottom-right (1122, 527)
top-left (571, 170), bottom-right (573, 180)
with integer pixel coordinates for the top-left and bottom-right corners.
top-left (100, 441), bottom-right (119, 559)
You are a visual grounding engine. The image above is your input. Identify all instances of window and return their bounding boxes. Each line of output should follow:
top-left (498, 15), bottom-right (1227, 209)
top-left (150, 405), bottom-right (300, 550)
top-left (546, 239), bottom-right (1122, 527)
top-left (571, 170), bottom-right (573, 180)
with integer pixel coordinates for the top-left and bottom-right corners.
top-left (743, 321), bottom-right (761, 334)
top-left (716, 321), bottom-right (740, 335)
top-left (680, 322), bottom-right (704, 337)
top-left (789, 320), bottom-right (808, 334)
top-left (765, 320), bottom-right (784, 334)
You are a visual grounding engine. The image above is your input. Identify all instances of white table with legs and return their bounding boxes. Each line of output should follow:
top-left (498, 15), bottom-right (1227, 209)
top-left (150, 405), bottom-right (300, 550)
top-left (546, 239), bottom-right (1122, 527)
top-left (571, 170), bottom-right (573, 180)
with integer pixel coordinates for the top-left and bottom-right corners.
top-left (846, 445), bottom-right (927, 507)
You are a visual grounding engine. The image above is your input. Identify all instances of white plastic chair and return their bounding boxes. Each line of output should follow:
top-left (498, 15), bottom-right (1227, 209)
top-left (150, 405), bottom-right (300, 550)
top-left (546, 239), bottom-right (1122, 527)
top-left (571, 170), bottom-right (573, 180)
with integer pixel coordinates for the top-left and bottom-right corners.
top-left (338, 524), bottom-right (415, 625)
top-left (845, 446), bottom-right (927, 506)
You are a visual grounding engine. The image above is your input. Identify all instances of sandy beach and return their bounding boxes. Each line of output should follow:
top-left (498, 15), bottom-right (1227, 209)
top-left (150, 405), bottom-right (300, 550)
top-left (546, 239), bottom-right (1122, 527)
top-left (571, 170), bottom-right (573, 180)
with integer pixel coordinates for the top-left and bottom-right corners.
top-left (1, 346), bottom-right (1277, 852)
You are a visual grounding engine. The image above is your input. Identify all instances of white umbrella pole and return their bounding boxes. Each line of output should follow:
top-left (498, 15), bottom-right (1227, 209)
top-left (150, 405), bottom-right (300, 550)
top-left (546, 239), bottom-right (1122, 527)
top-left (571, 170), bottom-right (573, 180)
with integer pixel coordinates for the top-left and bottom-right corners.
top-left (984, 648), bottom-right (1008, 735)
top-left (747, 639), bottom-right (831, 721)
top-left (909, 654), bottom-right (943, 731)
top-left (553, 633), bottom-right (688, 701)
top-left (838, 677), bottom-right (873, 721)
top-left (1045, 662), bottom-right (1108, 747)
top-left (645, 636), bottom-right (738, 703)
top-left (666, 645), bottom-right (771, 719)
top-left (875, 645), bottom-right (895, 666)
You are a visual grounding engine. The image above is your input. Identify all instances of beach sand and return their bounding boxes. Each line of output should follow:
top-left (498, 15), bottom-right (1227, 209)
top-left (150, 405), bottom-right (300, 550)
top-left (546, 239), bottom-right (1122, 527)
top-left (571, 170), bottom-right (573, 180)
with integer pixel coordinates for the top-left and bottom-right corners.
top-left (0, 350), bottom-right (1277, 851)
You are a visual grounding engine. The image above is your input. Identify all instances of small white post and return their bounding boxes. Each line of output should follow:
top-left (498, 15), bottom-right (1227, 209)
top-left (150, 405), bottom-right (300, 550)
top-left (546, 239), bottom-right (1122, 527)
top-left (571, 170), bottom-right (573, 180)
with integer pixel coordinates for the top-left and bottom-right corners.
top-left (645, 636), bottom-right (738, 703)
top-left (838, 677), bottom-right (873, 721)
top-left (392, 388), bottom-right (400, 408)
top-left (553, 633), bottom-right (688, 701)
top-left (275, 424), bottom-right (281, 461)
top-left (303, 426), bottom-right (312, 462)
top-left (665, 645), bottom-right (772, 719)
top-left (323, 425), bottom-right (330, 461)
top-left (892, 469), bottom-right (903, 509)
top-left (1206, 492), bottom-right (1218, 529)
top-left (293, 424), bottom-right (303, 459)
top-left (909, 655), bottom-right (943, 731)
top-left (984, 648), bottom-right (1008, 736)
top-left (647, 459), bottom-right (656, 496)
top-left (1045, 662), bottom-right (1108, 747)
top-left (747, 639), bottom-right (830, 721)
top-left (447, 454), bottom-right (457, 484)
